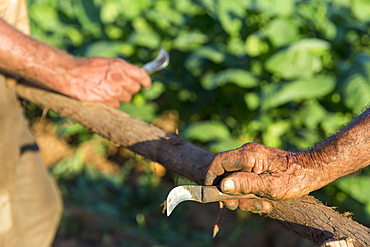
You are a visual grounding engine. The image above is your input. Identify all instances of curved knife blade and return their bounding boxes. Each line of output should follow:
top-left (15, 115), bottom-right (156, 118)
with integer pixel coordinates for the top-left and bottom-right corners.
top-left (166, 185), bottom-right (257, 217)
top-left (166, 185), bottom-right (202, 217)
top-left (141, 49), bottom-right (169, 74)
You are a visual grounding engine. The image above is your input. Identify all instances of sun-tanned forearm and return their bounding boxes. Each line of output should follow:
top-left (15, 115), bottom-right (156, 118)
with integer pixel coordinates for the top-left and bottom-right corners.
top-left (309, 107), bottom-right (370, 183)
top-left (205, 107), bottom-right (370, 211)
top-left (0, 18), bottom-right (75, 90)
top-left (0, 18), bottom-right (151, 107)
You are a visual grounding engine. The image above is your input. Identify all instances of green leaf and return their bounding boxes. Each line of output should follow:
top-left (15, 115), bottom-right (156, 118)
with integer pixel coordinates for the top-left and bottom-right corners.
top-left (145, 2), bottom-right (184, 32)
top-left (83, 41), bottom-right (126, 57)
top-left (298, 100), bottom-right (327, 130)
top-left (57, 122), bottom-right (86, 137)
top-left (339, 73), bottom-right (370, 112)
top-left (217, 0), bottom-right (246, 36)
top-left (290, 39), bottom-right (331, 54)
top-left (266, 39), bottom-right (331, 79)
top-left (261, 76), bottom-right (336, 110)
top-left (335, 176), bottom-right (370, 204)
top-left (173, 32), bottom-right (209, 51)
top-left (321, 112), bottom-right (351, 135)
top-left (119, 102), bottom-right (158, 122)
top-left (185, 46), bottom-right (225, 76)
top-left (141, 82), bottom-right (166, 101)
top-left (244, 34), bottom-right (269, 57)
top-left (339, 55), bottom-right (370, 112)
top-left (119, 0), bottom-right (151, 20)
top-left (104, 25), bottom-right (124, 40)
top-left (192, 46), bottom-right (225, 63)
top-left (52, 153), bottom-right (85, 178)
top-left (244, 92), bottom-right (260, 111)
top-left (351, 0), bottom-right (370, 22)
top-left (183, 121), bottom-right (230, 142)
top-left (246, 0), bottom-right (295, 17)
top-left (265, 18), bottom-right (299, 47)
top-left (209, 138), bottom-right (244, 153)
top-left (174, 0), bottom-right (203, 15)
top-left (262, 120), bottom-right (291, 148)
top-left (65, 27), bottom-right (85, 46)
top-left (74, 0), bottom-right (102, 37)
top-left (227, 37), bottom-right (247, 56)
top-left (199, 0), bottom-right (217, 18)
top-left (100, 1), bottom-right (121, 24)
top-left (201, 69), bottom-right (259, 90)
top-left (128, 31), bottom-right (161, 49)
top-left (317, 19), bottom-right (337, 41)
top-left (29, 4), bottom-right (61, 30)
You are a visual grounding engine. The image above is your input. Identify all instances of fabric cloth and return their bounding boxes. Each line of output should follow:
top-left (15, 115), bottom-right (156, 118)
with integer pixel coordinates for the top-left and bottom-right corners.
top-left (0, 0), bottom-right (63, 246)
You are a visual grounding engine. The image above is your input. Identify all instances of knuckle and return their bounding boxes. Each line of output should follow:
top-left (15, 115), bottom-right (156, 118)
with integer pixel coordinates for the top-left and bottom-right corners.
top-left (120, 93), bottom-right (132, 103)
top-left (130, 82), bottom-right (141, 93)
top-left (204, 171), bottom-right (217, 185)
top-left (241, 142), bottom-right (260, 149)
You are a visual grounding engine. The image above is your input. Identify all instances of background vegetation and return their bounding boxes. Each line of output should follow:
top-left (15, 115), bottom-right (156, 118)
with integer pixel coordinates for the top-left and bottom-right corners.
top-left (26, 0), bottom-right (369, 246)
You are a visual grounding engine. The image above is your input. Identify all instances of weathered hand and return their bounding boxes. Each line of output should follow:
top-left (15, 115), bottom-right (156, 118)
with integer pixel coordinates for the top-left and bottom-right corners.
top-left (205, 143), bottom-right (326, 213)
top-left (58, 57), bottom-right (151, 107)
top-left (0, 19), bottom-right (151, 107)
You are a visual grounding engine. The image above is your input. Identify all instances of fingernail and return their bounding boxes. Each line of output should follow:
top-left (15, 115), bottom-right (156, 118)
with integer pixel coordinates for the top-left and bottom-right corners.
top-left (253, 201), bottom-right (263, 211)
top-left (222, 179), bottom-right (235, 193)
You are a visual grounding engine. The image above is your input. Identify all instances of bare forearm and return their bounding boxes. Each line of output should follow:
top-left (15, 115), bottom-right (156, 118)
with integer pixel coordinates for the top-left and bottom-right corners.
top-left (0, 18), bottom-right (74, 90)
top-left (310, 107), bottom-right (370, 182)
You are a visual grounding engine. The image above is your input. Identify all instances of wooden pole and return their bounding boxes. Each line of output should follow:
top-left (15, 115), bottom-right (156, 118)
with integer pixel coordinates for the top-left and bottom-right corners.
top-left (10, 82), bottom-right (370, 246)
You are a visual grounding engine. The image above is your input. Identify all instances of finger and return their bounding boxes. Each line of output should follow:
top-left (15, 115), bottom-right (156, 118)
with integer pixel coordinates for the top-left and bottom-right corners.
top-left (138, 69), bottom-right (152, 88)
top-left (128, 66), bottom-right (151, 88)
top-left (106, 70), bottom-right (140, 95)
top-left (205, 148), bottom-right (248, 185)
top-left (204, 171), bottom-right (218, 185)
top-left (116, 60), bottom-right (152, 88)
top-left (218, 147), bottom-right (252, 172)
top-left (220, 172), bottom-right (265, 196)
top-left (222, 199), bottom-right (239, 210)
top-left (127, 81), bottom-right (141, 94)
top-left (238, 199), bottom-right (272, 213)
top-left (118, 90), bottom-right (133, 103)
top-left (221, 161), bottom-right (244, 172)
top-left (204, 154), bottom-right (228, 185)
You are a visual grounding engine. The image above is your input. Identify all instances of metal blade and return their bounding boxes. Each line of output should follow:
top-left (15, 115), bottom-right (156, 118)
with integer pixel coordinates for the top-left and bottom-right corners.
top-left (141, 49), bottom-right (169, 74)
top-left (166, 185), bottom-right (202, 217)
top-left (166, 185), bottom-right (258, 217)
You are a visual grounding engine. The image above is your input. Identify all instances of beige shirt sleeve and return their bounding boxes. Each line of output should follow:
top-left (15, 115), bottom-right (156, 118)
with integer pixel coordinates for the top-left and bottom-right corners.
top-left (0, 0), bottom-right (30, 34)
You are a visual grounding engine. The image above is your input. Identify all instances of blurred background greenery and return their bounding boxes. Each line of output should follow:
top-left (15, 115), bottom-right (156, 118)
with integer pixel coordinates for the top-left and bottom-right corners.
top-left (25, 0), bottom-right (369, 246)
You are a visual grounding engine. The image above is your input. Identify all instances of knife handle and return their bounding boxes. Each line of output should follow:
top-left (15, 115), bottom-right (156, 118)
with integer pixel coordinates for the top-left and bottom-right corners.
top-left (202, 186), bottom-right (258, 203)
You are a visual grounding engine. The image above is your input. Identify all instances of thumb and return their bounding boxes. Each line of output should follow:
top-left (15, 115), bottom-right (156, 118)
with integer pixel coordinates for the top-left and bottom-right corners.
top-left (220, 172), bottom-right (266, 196)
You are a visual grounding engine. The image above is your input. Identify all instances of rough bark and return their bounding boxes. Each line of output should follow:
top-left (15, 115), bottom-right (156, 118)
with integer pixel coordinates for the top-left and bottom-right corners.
top-left (10, 82), bottom-right (370, 246)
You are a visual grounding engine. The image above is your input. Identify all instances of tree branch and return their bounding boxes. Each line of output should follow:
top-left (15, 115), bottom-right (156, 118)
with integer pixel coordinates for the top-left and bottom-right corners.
top-left (10, 82), bottom-right (370, 246)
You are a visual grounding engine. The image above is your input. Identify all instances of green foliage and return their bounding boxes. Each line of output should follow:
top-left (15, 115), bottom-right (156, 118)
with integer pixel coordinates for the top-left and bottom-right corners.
top-left (261, 76), bottom-right (336, 110)
top-left (183, 121), bottom-right (230, 142)
top-left (336, 176), bottom-right (370, 207)
top-left (27, 0), bottom-right (370, 243)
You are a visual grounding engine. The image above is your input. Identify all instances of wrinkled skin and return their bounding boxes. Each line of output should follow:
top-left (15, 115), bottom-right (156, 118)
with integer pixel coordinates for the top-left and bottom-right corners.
top-left (0, 18), bottom-right (151, 108)
top-left (59, 57), bottom-right (151, 108)
top-left (205, 143), bottom-right (325, 213)
top-left (205, 108), bottom-right (370, 213)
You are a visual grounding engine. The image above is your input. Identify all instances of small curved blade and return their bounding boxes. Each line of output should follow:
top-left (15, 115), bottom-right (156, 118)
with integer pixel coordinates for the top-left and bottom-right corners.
top-left (166, 185), bottom-right (202, 217)
top-left (141, 49), bottom-right (169, 74)
top-left (166, 185), bottom-right (258, 217)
